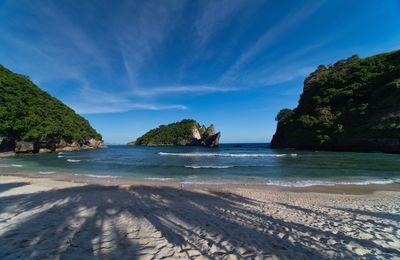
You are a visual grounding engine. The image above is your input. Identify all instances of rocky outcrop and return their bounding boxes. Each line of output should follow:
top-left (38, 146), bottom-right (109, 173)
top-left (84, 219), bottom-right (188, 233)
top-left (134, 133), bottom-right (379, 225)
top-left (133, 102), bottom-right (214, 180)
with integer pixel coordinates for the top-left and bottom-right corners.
top-left (0, 138), bottom-right (106, 155)
top-left (0, 64), bottom-right (105, 156)
top-left (131, 119), bottom-right (221, 147)
top-left (271, 49), bottom-right (400, 153)
top-left (127, 141), bottom-right (136, 146)
top-left (0, 137), bottom-right (15, 153)
top-left (15, 141), bottom-right (34, 153)
top-left (188, 124), bottom-right (221, 147)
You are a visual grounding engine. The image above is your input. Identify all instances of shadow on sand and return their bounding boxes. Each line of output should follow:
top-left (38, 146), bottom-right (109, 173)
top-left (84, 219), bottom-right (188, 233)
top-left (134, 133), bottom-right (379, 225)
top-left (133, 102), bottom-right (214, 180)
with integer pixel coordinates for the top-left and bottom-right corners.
top-left (0, 182), bottom-right (29, 193)
top-left (0, 183), bottom-right (399, 259)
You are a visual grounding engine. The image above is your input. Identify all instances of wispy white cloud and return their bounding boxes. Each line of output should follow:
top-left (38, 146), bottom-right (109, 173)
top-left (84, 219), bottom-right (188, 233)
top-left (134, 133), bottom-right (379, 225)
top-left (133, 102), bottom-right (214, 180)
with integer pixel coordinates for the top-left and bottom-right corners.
top-left (194, 0), bottom-right (255, 45)
top-left (71, 102), bottom-right (188, 115)
top-left (220, 2), bottom-right (324, 84)
top-left (66, 83), bottom-right (188, 114)
top-left (239, 39), bottom-right (334, 86)
top-left (132, 85), bottom-right (238, 97)
top-left (0, 0), bottom-right (329, 115)
top-left (115, 1), bottom-right (185, 88)
top-left (255, 66), bottom-right (315, 86)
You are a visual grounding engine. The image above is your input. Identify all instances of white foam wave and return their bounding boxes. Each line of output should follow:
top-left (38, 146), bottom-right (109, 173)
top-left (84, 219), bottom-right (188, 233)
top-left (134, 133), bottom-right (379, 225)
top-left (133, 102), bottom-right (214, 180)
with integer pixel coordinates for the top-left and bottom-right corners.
top-left (145, 177), bottom-right (173, 181)
top-left (85, 174), bottom-right (118, 178)
top-left (11, 164), bottom-right (23, 167)
top-left (39, 171), bottom-right (55, 175)
top-left (180, 179), bottom-right (398, 187)
top-left (184, 165), bottom-right (234, 169)
top-left (263, 179), bottom-right (398, 187)
top-left (158, 152), bottom-right (297, 158)
top-left (57, 155), bottom-right (64, 158)
top-left (58, 152), bottom-right (65, 155)
top-left (67, 159), bottom-right (81, 162)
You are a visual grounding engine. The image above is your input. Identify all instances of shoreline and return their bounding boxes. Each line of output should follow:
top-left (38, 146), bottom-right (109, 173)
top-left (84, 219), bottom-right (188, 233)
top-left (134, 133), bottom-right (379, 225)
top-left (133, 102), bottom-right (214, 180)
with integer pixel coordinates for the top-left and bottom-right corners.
top-left (1, 169), bottom-right (400, 195)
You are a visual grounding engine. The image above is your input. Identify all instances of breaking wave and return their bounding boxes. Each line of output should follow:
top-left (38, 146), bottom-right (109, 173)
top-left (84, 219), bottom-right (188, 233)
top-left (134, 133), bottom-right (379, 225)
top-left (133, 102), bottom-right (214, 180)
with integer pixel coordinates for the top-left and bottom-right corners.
top-left (158, 152), bottom-right (297, 158)
top-left (39, 171), bottom-right (56, 175)
top-left (67, 159), bottom-right (81, 163)
top-left (184, 165), bottom-right (234, 169)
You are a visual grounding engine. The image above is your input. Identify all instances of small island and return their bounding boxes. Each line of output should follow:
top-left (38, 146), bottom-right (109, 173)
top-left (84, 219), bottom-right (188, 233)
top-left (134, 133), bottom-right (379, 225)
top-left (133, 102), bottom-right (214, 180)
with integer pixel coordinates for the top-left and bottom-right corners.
top-left (0, 65), bottom-right (105, 155)
top-left (129, 119), bottom-right (221, 147)
top-left (271, 50), bottom-right (400, 153)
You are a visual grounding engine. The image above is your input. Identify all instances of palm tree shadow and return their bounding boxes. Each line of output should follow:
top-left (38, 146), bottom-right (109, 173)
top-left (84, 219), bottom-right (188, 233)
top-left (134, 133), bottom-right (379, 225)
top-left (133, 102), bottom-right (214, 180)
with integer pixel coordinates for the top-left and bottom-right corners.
top-left (0, 184), bottom-right (398, 259)
top-left (0, 182), bottom-right (29, 193)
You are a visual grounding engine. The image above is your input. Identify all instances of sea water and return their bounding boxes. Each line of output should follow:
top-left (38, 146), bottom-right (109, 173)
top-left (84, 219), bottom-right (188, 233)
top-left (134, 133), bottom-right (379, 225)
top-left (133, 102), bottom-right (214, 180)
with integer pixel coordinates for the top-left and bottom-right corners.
top-left (1, 144), bottom-right (399, 186)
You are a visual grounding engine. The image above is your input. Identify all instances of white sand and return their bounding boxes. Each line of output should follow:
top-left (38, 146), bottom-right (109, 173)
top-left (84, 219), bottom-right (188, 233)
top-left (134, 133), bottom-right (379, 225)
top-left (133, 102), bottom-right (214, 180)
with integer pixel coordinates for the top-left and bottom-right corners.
top-left (0, 175), bottom-right (399, 259)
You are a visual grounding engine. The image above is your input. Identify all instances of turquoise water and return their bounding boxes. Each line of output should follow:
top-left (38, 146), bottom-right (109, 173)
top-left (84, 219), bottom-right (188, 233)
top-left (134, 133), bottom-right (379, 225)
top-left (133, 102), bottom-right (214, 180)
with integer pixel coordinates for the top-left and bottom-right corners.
top-left (1, 144), bottom-right (400, 186)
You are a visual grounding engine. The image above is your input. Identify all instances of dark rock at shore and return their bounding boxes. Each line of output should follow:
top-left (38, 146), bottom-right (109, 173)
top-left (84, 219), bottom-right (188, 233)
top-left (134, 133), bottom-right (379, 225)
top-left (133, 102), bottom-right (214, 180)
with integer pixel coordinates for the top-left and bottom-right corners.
top-left (1, 137), bottom-right (106, 155)
top-left (0, 137), bottom-right (15, 153)
top-left (15, 141), bottom-right (34, 153)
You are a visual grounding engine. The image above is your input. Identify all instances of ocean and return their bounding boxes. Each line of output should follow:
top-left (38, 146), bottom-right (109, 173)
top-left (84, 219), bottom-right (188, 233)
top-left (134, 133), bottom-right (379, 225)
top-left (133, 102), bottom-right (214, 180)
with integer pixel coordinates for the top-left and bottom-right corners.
top-left (1, 143), bottom-right (399, 186)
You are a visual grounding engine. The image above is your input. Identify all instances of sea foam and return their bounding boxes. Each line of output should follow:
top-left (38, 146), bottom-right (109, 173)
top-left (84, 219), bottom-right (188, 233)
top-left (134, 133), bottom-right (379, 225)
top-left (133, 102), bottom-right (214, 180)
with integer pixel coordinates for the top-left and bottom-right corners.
top-left (39, 171), bottom-right (56, 175)
top-left (145, 177), bottom-right (173, 181)
top-left (184, 165), bottom-right (234, 169)
top-left (85, 174), bottom-right (118, 178)
top-left (179, 179), bottom-right (398, 187)
top-left (67, 159), bottom-right (81, 162)
top-left (158, 152), bottom-right (297, 158)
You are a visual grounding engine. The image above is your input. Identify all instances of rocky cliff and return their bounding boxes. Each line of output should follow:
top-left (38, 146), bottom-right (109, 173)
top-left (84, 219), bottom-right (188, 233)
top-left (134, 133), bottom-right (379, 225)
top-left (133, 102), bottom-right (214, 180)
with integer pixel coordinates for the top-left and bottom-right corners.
top-left (130, 119), bottom-right (221, 147)
top-left (271, 50), bottom-right (400, 153)
top-left (0, 65), bottom-right (105, 155)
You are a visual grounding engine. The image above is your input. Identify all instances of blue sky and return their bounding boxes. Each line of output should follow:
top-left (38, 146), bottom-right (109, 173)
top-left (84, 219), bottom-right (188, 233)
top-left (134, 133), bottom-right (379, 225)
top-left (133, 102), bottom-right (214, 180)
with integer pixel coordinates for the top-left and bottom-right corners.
top-left (1, 0), bottom-right (399, 144)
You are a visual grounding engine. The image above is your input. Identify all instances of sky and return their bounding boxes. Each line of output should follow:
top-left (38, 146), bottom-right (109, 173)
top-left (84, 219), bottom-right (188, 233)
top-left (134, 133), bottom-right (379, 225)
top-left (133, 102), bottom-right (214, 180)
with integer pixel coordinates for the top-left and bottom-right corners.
top-left (1, 0), bottom-right (399, 144)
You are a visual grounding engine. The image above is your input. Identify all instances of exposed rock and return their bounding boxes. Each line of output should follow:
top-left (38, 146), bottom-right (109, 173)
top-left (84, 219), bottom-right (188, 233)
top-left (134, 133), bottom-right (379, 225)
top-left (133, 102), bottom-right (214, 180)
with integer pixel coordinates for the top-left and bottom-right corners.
top-left (0, 137), bottom-right (15, 152)
top-left (88, 138), bottom-right (106, 149)
top-left (55, 139), bottom-right (106, 152)
top-left (0, 138), bottom-right (106, 155)
top-left (38, 148), bottom-right (52, 153)
top-left (188, 124), bottom-right (221, 147)
top-left (15, 141), bottom-right (34, 153)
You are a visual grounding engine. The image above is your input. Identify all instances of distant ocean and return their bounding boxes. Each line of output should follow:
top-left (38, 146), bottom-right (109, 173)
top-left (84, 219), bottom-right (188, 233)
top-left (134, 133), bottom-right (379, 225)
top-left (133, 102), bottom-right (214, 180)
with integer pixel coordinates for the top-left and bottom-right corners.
top-left (1, 144), bottom-right (400, 187)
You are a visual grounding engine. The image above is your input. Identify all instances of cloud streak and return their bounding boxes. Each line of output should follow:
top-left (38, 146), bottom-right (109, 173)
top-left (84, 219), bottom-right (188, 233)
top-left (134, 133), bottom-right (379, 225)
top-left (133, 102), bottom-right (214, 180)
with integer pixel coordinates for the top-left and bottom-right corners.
top-left (0, 0), bottom-right (329, 115)
top-left (67, 83), bottom-right (188, 114)
top-left (132, 85), bottom-right (238, 97)
top-left (220, 1), bottom-right (325, 84)
top-left (70, 102), bottom-right (188, 115)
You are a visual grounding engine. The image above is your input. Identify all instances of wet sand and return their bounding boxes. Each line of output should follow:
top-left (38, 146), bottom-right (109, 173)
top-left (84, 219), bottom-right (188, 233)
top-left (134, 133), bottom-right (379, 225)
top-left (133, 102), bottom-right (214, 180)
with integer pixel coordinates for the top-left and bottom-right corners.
top-left (0, 174), bottom-right (399, 259)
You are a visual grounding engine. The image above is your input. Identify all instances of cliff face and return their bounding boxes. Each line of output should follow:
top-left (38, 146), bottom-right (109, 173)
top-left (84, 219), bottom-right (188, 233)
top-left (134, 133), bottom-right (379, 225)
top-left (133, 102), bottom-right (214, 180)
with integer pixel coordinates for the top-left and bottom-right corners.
top-left (0, 65), bottom-right (105, 155)
top-left (271, 50), bottom-right (400, 153)
top-left (188, 124), bottom-right (221, 147)
top-left (131, 119), bottom-right (221, 147)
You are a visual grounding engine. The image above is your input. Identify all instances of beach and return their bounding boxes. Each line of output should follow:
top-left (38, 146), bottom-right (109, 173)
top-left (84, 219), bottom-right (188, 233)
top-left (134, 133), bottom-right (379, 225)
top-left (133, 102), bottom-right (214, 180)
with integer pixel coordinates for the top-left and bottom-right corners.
top-left (0, 174), bottom-right (399, 259)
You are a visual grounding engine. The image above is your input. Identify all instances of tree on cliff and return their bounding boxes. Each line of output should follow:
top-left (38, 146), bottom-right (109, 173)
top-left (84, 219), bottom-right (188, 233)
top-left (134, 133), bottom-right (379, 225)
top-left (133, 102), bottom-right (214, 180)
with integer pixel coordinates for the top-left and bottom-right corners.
top-left (271, 49), bottom-right (400, 152)
top-left (0, 64), bottom-right (102, 143)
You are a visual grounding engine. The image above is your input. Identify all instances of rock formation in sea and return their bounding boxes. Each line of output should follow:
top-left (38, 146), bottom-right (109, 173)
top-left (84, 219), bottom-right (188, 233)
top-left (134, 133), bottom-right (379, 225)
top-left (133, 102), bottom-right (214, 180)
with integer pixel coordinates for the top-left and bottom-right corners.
top-left (129, 119), bottom-right (221, 147)
top-left (271, 49), bottom-right (400, 153)
top-left (0, 65), bottom-right (105, 155)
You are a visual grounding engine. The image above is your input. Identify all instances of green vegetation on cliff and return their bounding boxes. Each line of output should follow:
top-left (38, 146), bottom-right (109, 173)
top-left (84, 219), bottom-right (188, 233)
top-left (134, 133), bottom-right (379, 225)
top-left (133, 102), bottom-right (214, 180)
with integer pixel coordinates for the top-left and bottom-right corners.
top-left (134, 119), bottom-right (204, 146)
top-left (0, 65), bottom-right (102, 143)
top-left (271, 50), bottom-right (400, 152)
